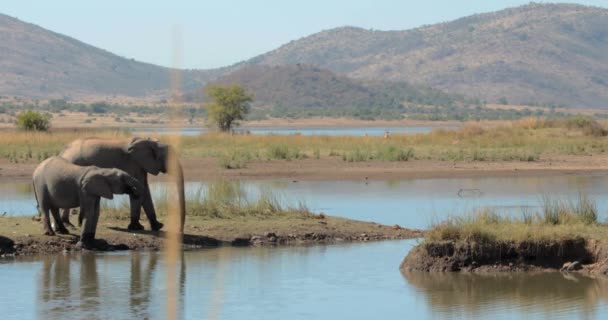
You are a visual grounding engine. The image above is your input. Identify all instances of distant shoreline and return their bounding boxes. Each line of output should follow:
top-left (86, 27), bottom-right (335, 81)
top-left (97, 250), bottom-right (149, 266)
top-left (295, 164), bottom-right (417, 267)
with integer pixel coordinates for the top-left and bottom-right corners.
top-left (0, 114), bottom-right (462, 129)
top-left (3, 156), bottom-right (608, 183)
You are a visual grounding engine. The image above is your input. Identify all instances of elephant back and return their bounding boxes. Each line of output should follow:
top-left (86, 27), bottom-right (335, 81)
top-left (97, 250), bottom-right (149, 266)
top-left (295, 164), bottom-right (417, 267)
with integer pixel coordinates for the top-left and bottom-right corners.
top-left (61, 138), bottom-right (134, 173)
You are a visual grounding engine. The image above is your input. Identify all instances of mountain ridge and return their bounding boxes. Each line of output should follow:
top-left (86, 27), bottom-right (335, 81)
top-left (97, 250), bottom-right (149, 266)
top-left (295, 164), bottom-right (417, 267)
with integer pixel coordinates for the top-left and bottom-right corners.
top-left (244, 3), bottom-right (608, 108)
top-left (2, 3), bottom-right (608, 108)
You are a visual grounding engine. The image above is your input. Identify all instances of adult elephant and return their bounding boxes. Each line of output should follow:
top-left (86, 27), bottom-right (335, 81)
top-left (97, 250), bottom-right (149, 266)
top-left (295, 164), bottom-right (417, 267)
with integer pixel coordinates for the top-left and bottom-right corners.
top-left (59, 137), bottom-right (186, 232)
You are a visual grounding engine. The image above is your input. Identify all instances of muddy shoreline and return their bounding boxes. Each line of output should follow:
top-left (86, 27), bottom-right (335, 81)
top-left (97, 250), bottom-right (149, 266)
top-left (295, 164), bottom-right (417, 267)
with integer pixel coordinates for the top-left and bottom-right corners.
top-left (400, 239), bottom-right (608, 275)
top-left (2, 156), bottom-right (608, 182)
top-left (0, 216), bottom-right (423, 257)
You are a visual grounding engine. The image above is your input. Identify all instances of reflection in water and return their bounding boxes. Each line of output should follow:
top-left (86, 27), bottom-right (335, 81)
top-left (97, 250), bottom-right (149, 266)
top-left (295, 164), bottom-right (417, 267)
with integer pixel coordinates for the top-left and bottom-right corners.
top-left (129, 251), bottom-right (158, 318)
top-left (403, 271), bottom-right (608, 319)
top-left (37, 252), bottom-right (187, 319)
top-left (0, 240), bottom-right (604, 319)
top-left (80, 254), bottom-right (100, 317)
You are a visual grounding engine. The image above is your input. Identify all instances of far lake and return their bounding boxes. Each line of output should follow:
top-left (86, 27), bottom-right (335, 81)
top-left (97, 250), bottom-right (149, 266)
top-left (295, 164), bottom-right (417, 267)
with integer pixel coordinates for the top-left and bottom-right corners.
top-left (130, 125), bottom-right (458, 136)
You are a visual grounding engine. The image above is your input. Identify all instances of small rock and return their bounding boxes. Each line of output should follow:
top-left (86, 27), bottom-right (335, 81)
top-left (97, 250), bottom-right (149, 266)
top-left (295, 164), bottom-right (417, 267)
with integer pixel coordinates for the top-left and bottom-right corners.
top-left (392, 224), bottom-right (402, 230)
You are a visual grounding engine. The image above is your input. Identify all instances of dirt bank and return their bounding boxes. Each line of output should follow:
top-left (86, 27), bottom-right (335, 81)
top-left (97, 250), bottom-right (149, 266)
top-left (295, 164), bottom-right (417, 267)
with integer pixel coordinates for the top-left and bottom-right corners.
top-left (400, 239), bottom-right (608, 275)
top-left (0, 215), bottom-right (422, 257)
top-left (3, 155), bottom-right (608, 182)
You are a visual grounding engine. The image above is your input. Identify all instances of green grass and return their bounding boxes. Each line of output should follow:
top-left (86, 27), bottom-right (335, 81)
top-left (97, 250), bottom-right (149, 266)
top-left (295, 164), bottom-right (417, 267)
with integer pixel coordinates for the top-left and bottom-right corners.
top-left (103, 181), bottom-right (315, 221)
top-left (426, 194), bottom-right (606, 243)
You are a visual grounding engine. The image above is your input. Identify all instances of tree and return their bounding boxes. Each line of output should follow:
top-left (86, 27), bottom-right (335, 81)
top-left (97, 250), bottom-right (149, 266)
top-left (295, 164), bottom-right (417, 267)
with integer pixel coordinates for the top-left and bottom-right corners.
top-left (15, 110), bottom-right (51, 131)
top-left (206, 85), bottom-right (253, 132)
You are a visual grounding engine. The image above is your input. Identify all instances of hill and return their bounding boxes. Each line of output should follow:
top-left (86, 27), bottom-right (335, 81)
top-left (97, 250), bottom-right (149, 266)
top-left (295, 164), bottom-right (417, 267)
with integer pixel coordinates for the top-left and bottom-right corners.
top-left (0, 13), bottom-right (219, 100)
top-left (2, 3), bottom-right (608, 109)
top-left (194, 64), bottom-right (471, 119)
top-left (245, 3), bottom-right (608, 108)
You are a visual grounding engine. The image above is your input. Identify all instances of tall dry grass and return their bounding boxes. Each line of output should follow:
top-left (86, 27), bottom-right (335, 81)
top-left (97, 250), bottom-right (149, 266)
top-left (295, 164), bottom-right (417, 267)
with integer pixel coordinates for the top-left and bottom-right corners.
top-left (103, 181), bottom-right (314, 221)
top-left (426, 193), bottom-right (605, 243)
top-left (2, 116), bottom-right (608, 165)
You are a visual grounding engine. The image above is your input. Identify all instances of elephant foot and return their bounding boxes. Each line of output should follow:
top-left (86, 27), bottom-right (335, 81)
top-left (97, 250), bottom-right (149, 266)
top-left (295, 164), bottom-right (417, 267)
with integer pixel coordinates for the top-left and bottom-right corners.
top-left (127, 221), bottom-right (145, 231)
top-left (150, 221), bottom-right (164, 231)
top-left (76, 233), bottom-right (96, 250)
top-left (62, 219), bottom-right (77, 229)
top-left (55, 226), bottom-right (70, 235)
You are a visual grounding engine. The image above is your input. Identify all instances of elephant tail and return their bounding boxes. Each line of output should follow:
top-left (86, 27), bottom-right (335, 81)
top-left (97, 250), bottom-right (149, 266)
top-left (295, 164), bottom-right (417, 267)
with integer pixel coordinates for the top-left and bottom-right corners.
top-left (32, 181), bottom-right (41, 220)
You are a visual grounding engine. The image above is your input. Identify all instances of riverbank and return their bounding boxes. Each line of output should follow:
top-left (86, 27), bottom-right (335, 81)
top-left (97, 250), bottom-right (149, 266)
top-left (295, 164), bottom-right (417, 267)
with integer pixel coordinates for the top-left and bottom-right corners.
top-left (0, 214), bottom-right (422, 257)
top-left (2, 155), bottom-right (608, 182)
top-left (3, 118), bottom-right (608, 181)
top-left (400, 238), bottom-right (608, 275)
top-left (400, 200), bottom-right (608, 275)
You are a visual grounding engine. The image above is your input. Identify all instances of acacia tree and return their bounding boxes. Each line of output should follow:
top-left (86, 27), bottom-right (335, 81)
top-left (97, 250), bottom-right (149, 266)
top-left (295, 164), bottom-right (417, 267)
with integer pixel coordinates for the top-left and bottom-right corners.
top-left (206, 84), bottom-right (253, 132)
top-left (15, 110), bottom-right (51, 131)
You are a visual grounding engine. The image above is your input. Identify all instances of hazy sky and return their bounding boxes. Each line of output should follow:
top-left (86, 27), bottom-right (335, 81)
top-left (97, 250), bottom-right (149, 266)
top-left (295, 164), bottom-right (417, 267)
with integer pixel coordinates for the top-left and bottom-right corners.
top-left (3, 1), bottom-right (607, 69)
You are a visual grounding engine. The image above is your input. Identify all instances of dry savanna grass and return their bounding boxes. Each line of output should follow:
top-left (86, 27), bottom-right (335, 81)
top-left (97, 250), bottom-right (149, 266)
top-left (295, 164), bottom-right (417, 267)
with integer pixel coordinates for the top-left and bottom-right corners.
top-left (1, 116), bottom-right (608, 166)
top-left (426, 193), bottom-right (608, 243)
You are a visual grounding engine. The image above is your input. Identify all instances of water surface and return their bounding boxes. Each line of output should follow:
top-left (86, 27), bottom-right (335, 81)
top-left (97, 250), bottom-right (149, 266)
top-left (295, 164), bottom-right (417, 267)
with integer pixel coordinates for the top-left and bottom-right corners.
top-left (1, 240), bottom-right (607, 319)
top-left (7, 174), bottom-right (608, 229)
top-left (130, 125), bottom-right (455, 136)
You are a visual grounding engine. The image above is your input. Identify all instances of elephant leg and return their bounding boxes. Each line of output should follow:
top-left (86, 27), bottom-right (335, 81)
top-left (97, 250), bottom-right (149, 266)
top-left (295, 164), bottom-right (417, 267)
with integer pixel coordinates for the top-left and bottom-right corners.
top-left (78, 198), bottom-right (99, 250)
top-left (127, 195), bottom-right (145, 231)
top-left (51, 208), bottom-right (69, 235)
top-left (141, 184), bottom-right (163, 231)
top-left (40, 205), bottom-right (54, 236)
top-left (60, 208), bottom-right (76, 228)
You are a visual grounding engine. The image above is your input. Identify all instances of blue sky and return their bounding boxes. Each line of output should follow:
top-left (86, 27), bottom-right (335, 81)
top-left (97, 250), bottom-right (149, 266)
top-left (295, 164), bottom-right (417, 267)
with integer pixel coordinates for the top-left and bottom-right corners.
top-left (3, 1), bottom-right (607, 69)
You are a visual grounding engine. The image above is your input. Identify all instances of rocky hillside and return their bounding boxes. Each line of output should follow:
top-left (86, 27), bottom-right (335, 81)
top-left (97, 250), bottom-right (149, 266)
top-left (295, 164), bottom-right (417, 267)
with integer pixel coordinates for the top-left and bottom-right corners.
top-left (199, 64), bottom-right (465, 109)
top-left (246, 3), bottom-right (608, 108)
top-left (0, 13), bottom-right (218, 100)
top-left (2, 3), bottom-right (608, 109)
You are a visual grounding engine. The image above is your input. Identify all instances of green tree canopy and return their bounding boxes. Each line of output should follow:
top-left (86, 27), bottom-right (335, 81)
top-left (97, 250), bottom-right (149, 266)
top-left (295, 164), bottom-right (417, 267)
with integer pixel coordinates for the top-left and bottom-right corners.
top-left (206, 84), bottom-right (253, 132)
top-left (15, 110), bottom-right (51, 131)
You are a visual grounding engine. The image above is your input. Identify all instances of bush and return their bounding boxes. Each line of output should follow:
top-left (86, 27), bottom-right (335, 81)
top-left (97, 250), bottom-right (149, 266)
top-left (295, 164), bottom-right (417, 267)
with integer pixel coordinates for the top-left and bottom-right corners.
top-left (15, 110), bottom-right (51, 131)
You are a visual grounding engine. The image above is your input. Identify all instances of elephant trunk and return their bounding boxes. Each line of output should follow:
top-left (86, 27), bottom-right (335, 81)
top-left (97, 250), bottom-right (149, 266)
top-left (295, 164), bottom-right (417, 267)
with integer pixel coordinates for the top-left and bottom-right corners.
top-left (176, 161), bottom-right (186, 233)
top-left (164, 146), bottom-right (186, 233)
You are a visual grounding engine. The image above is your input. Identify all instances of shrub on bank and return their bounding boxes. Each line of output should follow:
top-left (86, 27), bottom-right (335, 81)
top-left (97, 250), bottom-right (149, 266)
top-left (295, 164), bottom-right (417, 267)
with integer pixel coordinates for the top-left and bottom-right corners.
top-left (15, 110), bottom-right (51, 131)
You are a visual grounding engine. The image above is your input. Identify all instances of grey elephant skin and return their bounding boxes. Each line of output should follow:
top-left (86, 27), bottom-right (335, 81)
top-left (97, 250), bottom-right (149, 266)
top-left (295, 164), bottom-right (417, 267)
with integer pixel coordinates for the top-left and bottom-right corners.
top-left (60, 137), bottom-right (186, 232)
top-left (33, 156), bottom-right (144, 248)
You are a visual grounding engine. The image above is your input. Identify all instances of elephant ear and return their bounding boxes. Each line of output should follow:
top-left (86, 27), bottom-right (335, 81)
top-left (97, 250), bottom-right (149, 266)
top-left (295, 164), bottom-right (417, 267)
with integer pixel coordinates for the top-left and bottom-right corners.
top-left (82, 171), bottom-right (114, 199)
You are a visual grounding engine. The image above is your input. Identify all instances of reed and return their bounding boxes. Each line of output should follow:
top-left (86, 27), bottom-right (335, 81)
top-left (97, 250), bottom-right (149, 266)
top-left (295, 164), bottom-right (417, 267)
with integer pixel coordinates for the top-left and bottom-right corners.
top-left (102, 181), bottom-right (314, 220)
top-left (426, 193), bottom-right (603, 243)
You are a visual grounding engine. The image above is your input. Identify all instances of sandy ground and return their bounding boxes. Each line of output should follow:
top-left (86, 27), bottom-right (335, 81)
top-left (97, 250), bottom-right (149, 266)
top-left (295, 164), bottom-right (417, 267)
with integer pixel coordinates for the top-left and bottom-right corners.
top-left (2, 155), bottom-right (608, 182)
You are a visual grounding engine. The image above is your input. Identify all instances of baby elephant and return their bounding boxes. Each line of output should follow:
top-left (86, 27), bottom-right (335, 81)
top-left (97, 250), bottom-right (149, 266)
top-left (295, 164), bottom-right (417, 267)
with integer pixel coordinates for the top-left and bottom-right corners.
top-left (33, 156), bottom-right (144, 249)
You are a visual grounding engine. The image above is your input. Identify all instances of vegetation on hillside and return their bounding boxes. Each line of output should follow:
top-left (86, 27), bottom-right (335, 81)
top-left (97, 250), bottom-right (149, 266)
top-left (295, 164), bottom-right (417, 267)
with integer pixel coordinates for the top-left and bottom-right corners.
top-left (247, 3), bottom-right (608, 108)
